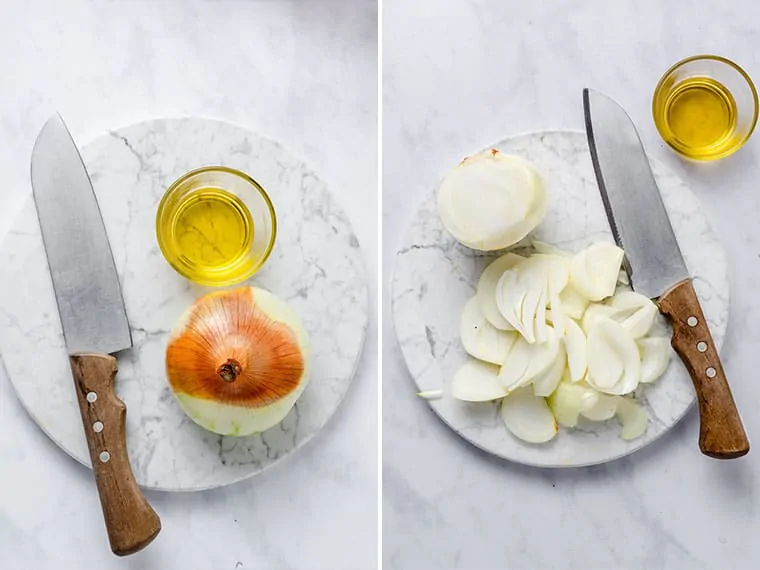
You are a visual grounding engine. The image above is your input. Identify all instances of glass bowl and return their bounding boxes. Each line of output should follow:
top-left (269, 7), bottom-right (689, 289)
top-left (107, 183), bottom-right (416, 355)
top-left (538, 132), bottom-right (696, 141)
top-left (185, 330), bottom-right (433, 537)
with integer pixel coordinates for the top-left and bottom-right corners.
top-left (652, 54), bottom-right (758, 161)
top-left (156, 166), bottom-right (276, 287)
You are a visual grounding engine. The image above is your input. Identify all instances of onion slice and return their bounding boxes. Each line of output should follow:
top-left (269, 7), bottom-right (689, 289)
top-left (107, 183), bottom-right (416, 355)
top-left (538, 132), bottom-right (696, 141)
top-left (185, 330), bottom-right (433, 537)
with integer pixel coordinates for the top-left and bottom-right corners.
top-left (460, 296), bottom-right (518, 364)
top-left (498, 329), bottom-right (561, 392)
top-left (570, 242), bottom-right (624, 301)
top-left (586, 319), bottom-right (640, 395)
top-left (477, 253), bottom-right (523, 330)
top-left (616, 398), bottom-right (648, 440)
top-left (451, 359), bottom-right (509, 402)
top-left (548, 382), bottom-right (599, 428)
top-left (533, 343), bottom-right (567, 397)
top-left (638, 337), bottom-right (672, 384)
top-left (501, 386), bottom-right (558, 443)
top-left (580, 392), bottom-right (620, 421)
top-left (563, 318), bottom-right (587, 383)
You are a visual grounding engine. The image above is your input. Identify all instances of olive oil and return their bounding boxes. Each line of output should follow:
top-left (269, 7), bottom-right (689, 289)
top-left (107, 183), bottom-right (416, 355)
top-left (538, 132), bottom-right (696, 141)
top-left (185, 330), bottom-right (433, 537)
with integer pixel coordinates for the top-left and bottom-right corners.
top-left (169, 187), bottom-right (254, 282)
top-left (656, 76), bottom-right (738, 159)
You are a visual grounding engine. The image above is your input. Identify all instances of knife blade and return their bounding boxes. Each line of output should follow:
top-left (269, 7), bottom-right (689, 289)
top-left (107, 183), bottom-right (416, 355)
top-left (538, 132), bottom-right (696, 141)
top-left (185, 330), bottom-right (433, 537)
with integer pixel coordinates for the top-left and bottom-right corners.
top-left (583, 88), bottom-right (749, 459)
top-left (30, 114), bottom-right (161, 554)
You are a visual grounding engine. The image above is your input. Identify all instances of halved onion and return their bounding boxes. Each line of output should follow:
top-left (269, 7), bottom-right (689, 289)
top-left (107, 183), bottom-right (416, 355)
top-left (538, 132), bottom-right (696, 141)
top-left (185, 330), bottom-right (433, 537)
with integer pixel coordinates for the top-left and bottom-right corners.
top-left (547, 381), bottom-right (599, 427)
top-left (586, 319), bottom-right (640, 395)
top-left (638, 337), bottom-right (672, 384)
top-left (501, 386), bottom-right (558, 443)
top-left (570, 242), bottom-right (624, 301)
top-left (437, 149), bottom-right (547, 251)
top-left (460, 296), bottom-right (518, 364)
top-left (477, 253), bottom-right (523, 330)
top-left (451, 359), bottom-right (509, 402)
top-left (616, 398), bottom-right (648, 440)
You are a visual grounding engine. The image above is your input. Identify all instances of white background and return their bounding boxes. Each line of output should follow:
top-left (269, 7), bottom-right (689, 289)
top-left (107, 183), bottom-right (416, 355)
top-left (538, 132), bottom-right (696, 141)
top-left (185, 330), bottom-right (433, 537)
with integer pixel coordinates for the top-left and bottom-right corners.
top-left (383, 1), bottom-right (760, 569)
top-left (0, 1), bottom-right (377, 569)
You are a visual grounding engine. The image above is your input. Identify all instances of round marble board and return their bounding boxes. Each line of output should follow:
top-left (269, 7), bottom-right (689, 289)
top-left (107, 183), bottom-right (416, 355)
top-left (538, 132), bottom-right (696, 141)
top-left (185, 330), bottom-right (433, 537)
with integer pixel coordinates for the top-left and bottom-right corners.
top-left (392, 130), bottom-right (729, 468)
top-left (0, 118), bottom-right (369, 491)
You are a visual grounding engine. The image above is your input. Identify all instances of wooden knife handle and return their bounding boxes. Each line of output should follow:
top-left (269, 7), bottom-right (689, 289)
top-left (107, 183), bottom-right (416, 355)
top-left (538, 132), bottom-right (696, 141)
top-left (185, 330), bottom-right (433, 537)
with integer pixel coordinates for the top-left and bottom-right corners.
top-left (657, 279), bottom-right (749, 459)
top-left (70, 353), bottom-right (161, 556)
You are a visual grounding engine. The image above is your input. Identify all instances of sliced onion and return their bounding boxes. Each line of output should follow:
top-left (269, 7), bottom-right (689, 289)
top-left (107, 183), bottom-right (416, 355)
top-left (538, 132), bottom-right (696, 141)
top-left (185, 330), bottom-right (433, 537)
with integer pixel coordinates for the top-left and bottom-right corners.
top-left (460, 296), bottom-right (518, 364)
top-left (580, 392), bottom-right (620, 421)
top-left (518, 271), bottom-right (545, 344)
top-left (495, 268), bottom-right (524, 336)
top-left (616, 397), bottom-right (648, 440)
top-left (532, 240), bottom-right (571, 257)
top-left (638, 337), bottom-right (672, 384)
top-left (534, 286), bottom-right (549, 344)
top-left (477, 253), bottom-right (523, 330)
top-left (496, 255), bottom-right (567, 343)
top-left (570, 242), bottom-right (624, 301)
top-left (498, 330), bottom-right (560, 392)
top-left (563, 318), bottom-right (587, 383)
top-left (559, 284), bottom-right (589, 320)
top-left (501, 386), bottom-right (558, 443)
top-left (606, 290), bottom-right (652, 314)
top-left (547, 382), bottom-right (599, 428)
top-left (416, 390), bottom-right (444, 400)
top-left (451, 359), bottom-right (509, 402)
top-left (620, 302), bottom-right (658, 339)
top-left (533, 343), bottom-right (566, 397)
top-left (581, 304), bottom-right (618, 335)
top-left (586, 319), bottom-right (640, 395)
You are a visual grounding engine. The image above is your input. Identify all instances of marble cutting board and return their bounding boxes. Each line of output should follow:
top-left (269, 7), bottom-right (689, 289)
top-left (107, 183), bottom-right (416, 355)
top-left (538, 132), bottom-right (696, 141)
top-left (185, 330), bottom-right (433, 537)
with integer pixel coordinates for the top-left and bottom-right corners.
top-left (0, 117), bottom-right (369, 491)
top-left (392, 130), bottom-right (729, 467)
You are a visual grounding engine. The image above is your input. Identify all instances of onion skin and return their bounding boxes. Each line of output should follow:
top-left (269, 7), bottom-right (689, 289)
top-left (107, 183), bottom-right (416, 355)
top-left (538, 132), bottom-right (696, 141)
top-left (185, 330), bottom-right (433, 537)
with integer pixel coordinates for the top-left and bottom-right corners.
top-left (165, 287), bottom-right (310, 436)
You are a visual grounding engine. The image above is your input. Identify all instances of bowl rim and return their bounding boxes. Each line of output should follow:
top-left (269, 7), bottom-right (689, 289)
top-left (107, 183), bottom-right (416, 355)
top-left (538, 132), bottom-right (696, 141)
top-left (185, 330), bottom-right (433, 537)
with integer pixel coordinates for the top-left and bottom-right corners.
top-left (652, 54), bottom-right (759, 161)
top-left (155, 165), bottom-right (278, 286)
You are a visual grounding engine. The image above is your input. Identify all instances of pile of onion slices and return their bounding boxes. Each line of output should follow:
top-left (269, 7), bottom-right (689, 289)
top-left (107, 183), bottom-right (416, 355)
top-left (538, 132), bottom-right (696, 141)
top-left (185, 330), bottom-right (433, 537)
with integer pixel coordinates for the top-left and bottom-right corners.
top-left (452, 241), bottom-right (672, 444)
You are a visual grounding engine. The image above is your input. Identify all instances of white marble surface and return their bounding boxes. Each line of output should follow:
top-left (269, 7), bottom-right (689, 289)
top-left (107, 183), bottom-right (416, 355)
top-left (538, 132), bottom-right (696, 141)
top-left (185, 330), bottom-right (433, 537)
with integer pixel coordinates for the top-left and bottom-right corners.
top-left (0, 1), bottom-right (377, 568)
top-left (391, 130), bottom-right (729, 468)
top-left (383, 1), bottom-right (760, 568)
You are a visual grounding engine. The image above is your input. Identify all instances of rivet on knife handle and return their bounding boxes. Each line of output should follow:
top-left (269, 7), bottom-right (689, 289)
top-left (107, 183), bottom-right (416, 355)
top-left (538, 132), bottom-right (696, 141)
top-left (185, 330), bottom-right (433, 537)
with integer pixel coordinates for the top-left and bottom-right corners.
top-left (70, 354), bottom-right (162, 555)
top-left (657, 279), bottom-right (749, 459)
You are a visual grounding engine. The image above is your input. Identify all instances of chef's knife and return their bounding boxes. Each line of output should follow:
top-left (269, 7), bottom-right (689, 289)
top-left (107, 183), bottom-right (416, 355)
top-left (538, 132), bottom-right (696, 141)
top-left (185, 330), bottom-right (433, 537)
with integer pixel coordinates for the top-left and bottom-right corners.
top-left (583, 88), bottom-right (749, 459)
top-left (30, 114), bottom-right (161, 554)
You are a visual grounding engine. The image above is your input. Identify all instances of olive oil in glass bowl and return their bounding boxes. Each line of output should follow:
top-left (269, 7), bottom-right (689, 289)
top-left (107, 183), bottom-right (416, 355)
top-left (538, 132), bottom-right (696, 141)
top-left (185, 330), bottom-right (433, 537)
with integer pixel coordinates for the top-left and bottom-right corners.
top-left (653, 55), bottom-right (758, 161)
top-left (156, 166), bottom-right (276, 286)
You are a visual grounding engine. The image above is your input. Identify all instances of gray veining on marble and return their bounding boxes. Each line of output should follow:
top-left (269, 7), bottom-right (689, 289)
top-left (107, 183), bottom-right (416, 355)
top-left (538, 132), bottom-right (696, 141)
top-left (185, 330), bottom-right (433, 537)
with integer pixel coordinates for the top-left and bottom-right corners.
top-left (0, 117), bottom-right (369, 491)
top-left (392, 130), bottom-right (729, 468)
